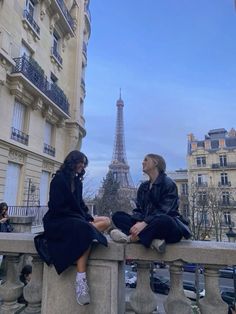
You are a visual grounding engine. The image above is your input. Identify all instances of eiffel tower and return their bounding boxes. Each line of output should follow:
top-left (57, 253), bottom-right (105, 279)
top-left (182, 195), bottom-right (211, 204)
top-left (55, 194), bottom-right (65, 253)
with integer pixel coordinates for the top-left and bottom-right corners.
top-left (108, 92), bottom-right (134, 189)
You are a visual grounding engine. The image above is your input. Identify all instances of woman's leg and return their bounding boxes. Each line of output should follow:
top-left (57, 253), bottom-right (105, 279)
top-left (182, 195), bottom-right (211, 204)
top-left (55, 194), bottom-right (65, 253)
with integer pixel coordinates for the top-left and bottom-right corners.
top-left (112, 211), bottom-right (135, 235)
top-left (76, 247), bottom-right (91, 272)
top-left (91, 216), bottom-right (111, 232)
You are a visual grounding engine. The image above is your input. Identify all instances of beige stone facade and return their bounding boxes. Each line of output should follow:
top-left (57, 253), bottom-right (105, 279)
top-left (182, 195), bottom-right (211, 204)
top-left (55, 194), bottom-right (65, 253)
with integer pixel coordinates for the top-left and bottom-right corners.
top-left (187, 128), bottom-right (236, 240)
top-left (0, 0), bottom-right (91, 206)
top-left (167, 169), bottom-right (189, 219)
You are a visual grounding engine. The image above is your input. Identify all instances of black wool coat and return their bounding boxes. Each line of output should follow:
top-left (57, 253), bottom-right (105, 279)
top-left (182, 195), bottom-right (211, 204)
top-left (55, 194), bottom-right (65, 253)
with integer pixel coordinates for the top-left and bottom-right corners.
top-left (43, 171), bottom-right (107, 275)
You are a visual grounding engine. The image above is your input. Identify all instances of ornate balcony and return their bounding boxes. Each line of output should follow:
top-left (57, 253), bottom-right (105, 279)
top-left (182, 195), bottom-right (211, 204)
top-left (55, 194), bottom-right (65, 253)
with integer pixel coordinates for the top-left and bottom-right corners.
top-left (48, 0), bottom-right (75, 37)
top-left (11, 127), bottom-right (29, 145)
top-left (43, 143), bottom-right (56, 157)
top-left (212, 162), bottom-right (236, 169)
top-left (218, 181), bottom-right (231, 187)
top-left (0, 235), bottom-right (235, 314)
top-left (50, 46), bottom-right (63, 67)
top-left (9, 55), bottom-right (70, 118)
top-left (23, 10), bottom-right (40, 36)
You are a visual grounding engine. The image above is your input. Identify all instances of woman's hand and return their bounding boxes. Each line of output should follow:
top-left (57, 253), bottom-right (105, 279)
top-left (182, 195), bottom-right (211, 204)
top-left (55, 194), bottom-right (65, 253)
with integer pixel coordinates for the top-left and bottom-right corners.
top-left (130, 221), bottom-right (147, 237)
top-left (0, 218), bottom-right (8, 223)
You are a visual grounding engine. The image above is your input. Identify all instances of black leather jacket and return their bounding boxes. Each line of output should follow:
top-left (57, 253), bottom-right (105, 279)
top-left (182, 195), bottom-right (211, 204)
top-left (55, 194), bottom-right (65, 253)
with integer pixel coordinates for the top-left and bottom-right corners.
top-left (132, 173), bottom-right (180, 224)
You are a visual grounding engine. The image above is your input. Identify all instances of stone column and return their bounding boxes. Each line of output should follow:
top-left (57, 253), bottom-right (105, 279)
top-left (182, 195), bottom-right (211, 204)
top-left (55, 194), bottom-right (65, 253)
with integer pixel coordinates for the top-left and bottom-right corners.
top-left (10, 216), bottom-right (34, 233)
top-left (21, 255), bottom-right (43, 314)
top-left (0, 254), bottom-right (24, 314)
top-left (164, 262), bottom-right (192, 314)
top-left (199, 265), bottom-right (228, 314)
top-left (129, 261), bottom-right (158, 314)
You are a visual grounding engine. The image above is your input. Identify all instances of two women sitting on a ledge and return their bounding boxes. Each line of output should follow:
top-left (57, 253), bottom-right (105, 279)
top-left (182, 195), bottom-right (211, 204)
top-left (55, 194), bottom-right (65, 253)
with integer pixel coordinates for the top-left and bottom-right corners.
top-left (110, 153), bottom-right (191, 252)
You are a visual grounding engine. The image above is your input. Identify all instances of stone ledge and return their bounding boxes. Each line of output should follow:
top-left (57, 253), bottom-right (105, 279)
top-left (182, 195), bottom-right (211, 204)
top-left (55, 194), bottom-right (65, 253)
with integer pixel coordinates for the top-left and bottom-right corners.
top-left (0, 234), bottom-right (236, 266)
top-left (125, 240), bottom-right (236, 266)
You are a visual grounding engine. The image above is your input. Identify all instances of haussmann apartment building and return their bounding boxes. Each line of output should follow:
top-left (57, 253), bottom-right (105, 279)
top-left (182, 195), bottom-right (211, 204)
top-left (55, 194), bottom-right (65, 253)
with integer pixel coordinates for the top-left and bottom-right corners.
top-left (0, 0), bottom-right (91, 209)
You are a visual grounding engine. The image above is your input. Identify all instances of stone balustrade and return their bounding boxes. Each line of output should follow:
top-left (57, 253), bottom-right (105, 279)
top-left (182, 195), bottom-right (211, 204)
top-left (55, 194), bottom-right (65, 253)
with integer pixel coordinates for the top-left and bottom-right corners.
top-left (0, 233), bottom-right (235, 314)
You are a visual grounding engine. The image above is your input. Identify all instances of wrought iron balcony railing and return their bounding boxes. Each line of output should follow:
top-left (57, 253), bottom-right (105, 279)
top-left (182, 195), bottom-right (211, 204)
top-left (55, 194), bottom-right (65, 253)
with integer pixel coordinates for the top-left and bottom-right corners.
top-left (212, 162), bottom-right (236, 169)
top-left (43, 143), bottom-right (56, 157)
top-left (195, 182), bottom-right (208, 187)
top-left (218, 181), bottom-right (231, 187)
top-left (85, 4), bottom-right (91, 22)
top-left (12, 56), bottom-right (69, 115)
top-left (11, 127), bottom-right (29, 145)
top-left (82, 42), bottom-right (87, 55)
top-left (23, 10), bottom-right (40, 35)
top-left (51, 47), bottom-right (63, 65)
top-left (56, 0), bottom-right (74, 30)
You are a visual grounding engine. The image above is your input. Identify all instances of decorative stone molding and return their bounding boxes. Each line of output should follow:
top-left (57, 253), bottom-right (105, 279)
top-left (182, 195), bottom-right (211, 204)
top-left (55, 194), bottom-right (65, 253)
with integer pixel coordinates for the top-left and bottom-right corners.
top-left (9, 149), bottom-right (25, 164)
top-left (49, 13), bottom-right (60, 34)
top-left (7, 77), bottom-right (34, 106)
top-left (32, 96), bottom-right (43, 111)
top-left (22, 20), bottom-right (40, 42)
top-left (56, 118), bottom-right (65, 128)
top-left (42, 104), bottom-right (58, 125)
top-left (61, 33), bottom-right (70, 52)
top-left (39, 0), bottom-right (52, 21)
top-left (42, 160), bottom-right (54, 172)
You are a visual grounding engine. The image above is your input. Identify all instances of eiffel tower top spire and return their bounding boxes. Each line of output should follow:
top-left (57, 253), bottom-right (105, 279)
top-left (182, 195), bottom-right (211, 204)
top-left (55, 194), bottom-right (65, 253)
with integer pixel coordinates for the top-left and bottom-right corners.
top-left (109, 93), bottom-right (134, 188)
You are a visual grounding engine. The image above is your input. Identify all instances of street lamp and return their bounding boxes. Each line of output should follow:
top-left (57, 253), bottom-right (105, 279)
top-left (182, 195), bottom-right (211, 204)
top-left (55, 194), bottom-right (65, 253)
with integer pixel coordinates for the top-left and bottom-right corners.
top-left (226, 226), bottom-right (236, 308)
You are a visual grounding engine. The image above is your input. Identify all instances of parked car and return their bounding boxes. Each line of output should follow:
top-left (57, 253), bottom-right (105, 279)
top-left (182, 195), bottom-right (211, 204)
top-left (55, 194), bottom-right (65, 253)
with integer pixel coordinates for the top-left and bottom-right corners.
top-left (183, 263), bottom-right (204, 273)
top-left (150, 276), bottom-right (170, 295)
top-left (183, 281), bottom-right (205, 300)
top-left (125, 270), bottom-right (137, 288)
top-left (219, 267), bottom-right (234, 279)
top-left (221, 289), bottom-right (235, 306)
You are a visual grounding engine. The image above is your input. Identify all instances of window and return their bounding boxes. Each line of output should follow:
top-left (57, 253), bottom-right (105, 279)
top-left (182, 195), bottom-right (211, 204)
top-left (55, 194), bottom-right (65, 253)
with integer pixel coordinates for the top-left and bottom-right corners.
top-left (181, 183), bottom-right (188, 195)
top-left (196, 156), bottom-right (206, 167)
top-left (222, 192), bottom-right (230, 205)
top-left (219, 155), bottom-right (227, 167)
top-left (20, 42), bottom-right (32, 58)
top-left (221, 173), bottom-right (228, 186)
top-left (224, 212), bottom-right (231, 225)
top-left (43, 121), bottom-right (55, 156)
top-left (53, 31), bottom-right (59, 53)
top-left (183, 204), bottom-right (189, 218)
top-left (198, 191), bottom-right (207, 206)
top-left (40, 171), bottom-right (50, 206)
top-left (50, 72), bottom-right (58, 85)
top-left (11, 101), bottom-right (29, 145)
top-left (197, 174), bottom-right (203, 185)
top-left (4, 162), bottom-right (21, 206)
top-left (25, 0), bottom-right (35, 17)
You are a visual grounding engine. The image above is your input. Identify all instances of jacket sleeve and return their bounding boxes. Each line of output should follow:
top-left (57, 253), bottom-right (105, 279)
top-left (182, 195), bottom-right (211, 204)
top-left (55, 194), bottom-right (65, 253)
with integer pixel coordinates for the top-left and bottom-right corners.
top-left (80, 200), bottom-right (94, 222)
top-left (143, 180), bottom-right (179, 224)
top-left (132, 184), bottom-right (146, 221)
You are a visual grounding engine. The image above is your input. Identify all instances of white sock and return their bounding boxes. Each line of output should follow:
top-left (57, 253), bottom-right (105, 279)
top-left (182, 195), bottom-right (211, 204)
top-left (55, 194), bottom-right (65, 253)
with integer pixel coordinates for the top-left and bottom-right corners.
top-left (76, 272), bottom-right (86, 282)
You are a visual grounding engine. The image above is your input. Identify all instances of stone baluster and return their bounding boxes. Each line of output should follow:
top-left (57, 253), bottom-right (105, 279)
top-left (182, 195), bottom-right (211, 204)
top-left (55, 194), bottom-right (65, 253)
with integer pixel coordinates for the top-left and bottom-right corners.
top-left (21, 255), bottom-right (43, 314)
top-left (0, 254), bottom-right (24, 314)
top-left (199, 265), bottom-right (227, 314)
top-left (129, 261), bottom-right (158, 314)
top-left (164, 262), bottom-right (192, 314)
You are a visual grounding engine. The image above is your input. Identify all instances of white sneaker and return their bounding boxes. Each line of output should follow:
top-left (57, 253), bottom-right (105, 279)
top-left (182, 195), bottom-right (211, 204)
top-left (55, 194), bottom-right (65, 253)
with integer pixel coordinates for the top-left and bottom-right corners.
top-left (110, 229), bottom-right (129, 243)
top-left (151, 239), bottom-right (166, 253)
top-left (75, 278), bottom-right (90, 305)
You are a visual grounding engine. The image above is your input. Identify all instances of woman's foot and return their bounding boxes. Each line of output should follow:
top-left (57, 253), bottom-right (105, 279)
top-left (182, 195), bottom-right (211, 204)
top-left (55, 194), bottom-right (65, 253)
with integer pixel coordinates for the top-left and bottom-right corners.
top-left (151, 239), bottom-right (166, 253)
top-left (110, 229), bottom-right (129, 243)
top-left (75, 277), bottom-right (90, 305)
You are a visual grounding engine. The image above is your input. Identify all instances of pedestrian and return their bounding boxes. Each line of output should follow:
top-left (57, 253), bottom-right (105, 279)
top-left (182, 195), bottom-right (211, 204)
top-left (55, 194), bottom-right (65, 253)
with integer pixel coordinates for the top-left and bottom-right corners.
top-left (110, 153), bottom-right (191, 251)
top-left (0, 202), bottom-right (13, 232)
top-left (41, 150), bottom-right (111, 305)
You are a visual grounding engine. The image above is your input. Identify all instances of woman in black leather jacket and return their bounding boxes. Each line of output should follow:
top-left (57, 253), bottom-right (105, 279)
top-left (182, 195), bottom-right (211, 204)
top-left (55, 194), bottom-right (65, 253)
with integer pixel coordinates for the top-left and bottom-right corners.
top-left (110, 153), bottom-right (191, 252)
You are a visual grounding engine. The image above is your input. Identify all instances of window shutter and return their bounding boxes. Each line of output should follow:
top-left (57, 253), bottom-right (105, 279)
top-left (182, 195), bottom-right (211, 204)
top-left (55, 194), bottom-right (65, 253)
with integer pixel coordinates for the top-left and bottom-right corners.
top-left (40, 171), bottom-right (50, 205)
top-left (4, 162), bottom-right (21, 206)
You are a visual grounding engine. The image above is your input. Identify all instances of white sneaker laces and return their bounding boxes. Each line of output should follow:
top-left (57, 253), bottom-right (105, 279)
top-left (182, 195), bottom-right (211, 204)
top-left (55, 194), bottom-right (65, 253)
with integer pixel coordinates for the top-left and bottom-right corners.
top-left (76, 279), bottom-right (89, 296)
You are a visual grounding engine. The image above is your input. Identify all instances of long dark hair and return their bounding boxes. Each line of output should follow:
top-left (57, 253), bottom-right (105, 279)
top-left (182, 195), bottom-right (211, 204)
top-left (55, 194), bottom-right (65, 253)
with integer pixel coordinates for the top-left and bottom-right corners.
top-left (0, 202), bottom-right (8, 216)
top-left (59, 150), bottom-right (88, 180)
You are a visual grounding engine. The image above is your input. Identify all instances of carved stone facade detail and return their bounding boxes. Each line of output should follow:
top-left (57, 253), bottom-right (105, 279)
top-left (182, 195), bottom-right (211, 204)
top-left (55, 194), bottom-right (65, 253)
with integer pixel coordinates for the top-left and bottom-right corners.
top-left (49, 13), bottom-right (60, 34)
top-left (42, 160), bottom-right (54, 172)
top-left (8, 149), bottom-right (25, 164)
top-left (39, 0), bottom-right (52, 21)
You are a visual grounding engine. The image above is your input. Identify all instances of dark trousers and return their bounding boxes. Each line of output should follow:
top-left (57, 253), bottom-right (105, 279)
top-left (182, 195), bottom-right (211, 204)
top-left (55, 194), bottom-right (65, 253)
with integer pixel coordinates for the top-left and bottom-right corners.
top-left (112, 211), bottom-right (182, 247)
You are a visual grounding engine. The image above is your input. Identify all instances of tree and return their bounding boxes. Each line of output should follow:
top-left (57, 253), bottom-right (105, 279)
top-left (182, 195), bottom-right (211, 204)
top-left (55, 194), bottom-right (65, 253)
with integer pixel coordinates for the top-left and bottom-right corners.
top-left (188, 180), bottom-right (235, 241)
top-left (94, 171), bottom-right (121, 216)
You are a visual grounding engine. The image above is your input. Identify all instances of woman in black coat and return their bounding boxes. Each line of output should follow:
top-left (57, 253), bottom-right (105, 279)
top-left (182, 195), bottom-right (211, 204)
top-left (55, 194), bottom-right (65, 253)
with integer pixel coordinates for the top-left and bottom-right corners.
top-left (110, 153), bottom-right (191, 251)
top-left (43, 150), bottom-right (111, 306)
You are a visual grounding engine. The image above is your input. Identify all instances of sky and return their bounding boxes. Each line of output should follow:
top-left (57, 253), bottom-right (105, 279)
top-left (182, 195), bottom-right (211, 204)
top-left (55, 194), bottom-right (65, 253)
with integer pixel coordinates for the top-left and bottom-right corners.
top-left (82, 0), bottom-right (236, 194)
